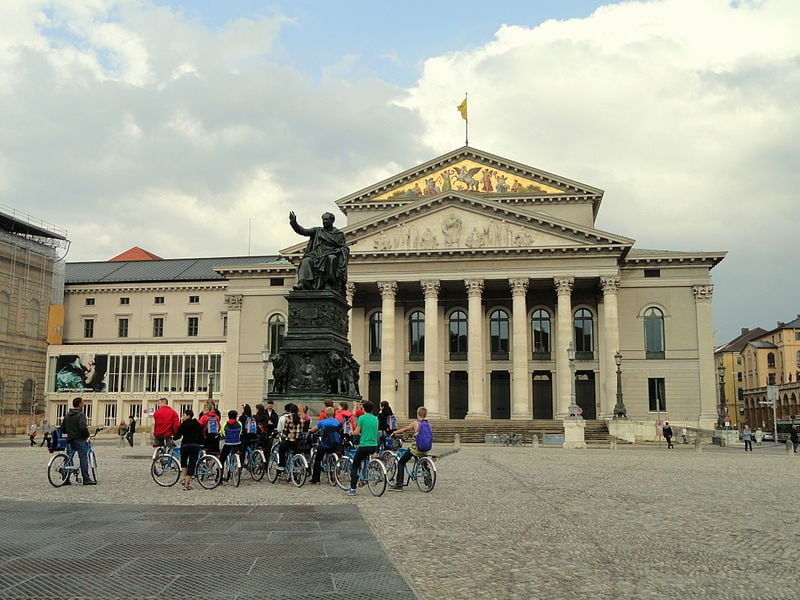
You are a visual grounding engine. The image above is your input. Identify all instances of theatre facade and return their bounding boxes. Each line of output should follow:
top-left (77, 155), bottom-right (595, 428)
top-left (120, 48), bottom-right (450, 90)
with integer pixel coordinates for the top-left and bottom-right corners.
top-left (45, 147), bottom-right (726, 431)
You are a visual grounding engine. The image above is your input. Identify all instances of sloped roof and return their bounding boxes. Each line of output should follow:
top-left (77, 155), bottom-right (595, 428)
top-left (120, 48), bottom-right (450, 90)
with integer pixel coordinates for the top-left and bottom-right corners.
top-left (66, 255), bottom-right (282, 284)
top-left (109, 246), bottom-right (163, 261)
top-left (624, 248), bottom-right (727, 269)
top-left (716, 327), bottom-right (768, 354)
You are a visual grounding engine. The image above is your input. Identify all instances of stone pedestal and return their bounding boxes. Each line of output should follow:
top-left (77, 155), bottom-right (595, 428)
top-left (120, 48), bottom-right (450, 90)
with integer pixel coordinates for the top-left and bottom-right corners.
top-left (563, 418), bottom-right (587, 449)
top-left (607, 418), bottom-right (636, 444)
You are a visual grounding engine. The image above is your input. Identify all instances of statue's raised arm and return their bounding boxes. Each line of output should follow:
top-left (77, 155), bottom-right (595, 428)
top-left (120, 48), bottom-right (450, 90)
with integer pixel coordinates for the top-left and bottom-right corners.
top-left (289, 211), bottom-right (349, 293)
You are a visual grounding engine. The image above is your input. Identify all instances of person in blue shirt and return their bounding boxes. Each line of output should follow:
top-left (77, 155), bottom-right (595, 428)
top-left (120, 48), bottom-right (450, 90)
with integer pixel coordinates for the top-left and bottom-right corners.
top-left (309, 406), bottom-right (342, 484)
top-left (219, 409), bottom-right (242, 478)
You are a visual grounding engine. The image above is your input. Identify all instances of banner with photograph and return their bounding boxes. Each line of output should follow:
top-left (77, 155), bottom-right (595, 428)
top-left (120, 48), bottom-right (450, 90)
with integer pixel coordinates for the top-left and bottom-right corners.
top-left (54, 354), bottom-right (108, 392)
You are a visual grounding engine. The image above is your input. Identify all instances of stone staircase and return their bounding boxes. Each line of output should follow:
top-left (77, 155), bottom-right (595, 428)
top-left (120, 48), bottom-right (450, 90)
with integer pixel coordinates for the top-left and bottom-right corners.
top-left (397, 419), bottom-right (614, 445)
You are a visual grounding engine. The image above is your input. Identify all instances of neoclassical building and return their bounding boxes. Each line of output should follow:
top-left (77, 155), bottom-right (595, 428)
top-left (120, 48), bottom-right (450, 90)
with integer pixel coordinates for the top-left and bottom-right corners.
top-left (45, 147), bottom-right (726, 432)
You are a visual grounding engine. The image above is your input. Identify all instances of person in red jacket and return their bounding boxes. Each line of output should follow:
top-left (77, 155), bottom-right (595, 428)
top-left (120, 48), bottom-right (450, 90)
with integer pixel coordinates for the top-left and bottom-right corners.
top-left (152, 397), bottom-right (180, 447)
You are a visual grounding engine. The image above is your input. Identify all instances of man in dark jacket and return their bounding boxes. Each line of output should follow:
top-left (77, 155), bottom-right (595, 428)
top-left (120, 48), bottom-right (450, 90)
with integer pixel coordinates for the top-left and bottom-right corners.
top-left (126, 416), bottom-right (136, 447)
top-left (60, 397), bottom-right (95, 485)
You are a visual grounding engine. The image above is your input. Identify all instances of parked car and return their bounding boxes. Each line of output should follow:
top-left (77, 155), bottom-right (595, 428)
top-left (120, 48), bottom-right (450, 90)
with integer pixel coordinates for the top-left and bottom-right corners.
top-left (763, 432), bottom-right (774, 441)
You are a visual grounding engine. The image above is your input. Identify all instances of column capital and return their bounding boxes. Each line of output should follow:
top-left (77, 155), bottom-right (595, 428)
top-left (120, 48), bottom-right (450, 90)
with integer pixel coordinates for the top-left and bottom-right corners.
top-left (693, 284), bottom-right (714, 303)
top-left (554, 276), bottom-right (574, 295)
top-left (377, 281), bottom-right (397, 299)
top-left (345, 281), bottom-right (356, 303)
top-left (465, 279), bottom-right (484, 297)
top-left (421, 279), bottom-right (441, 299)
top-left (224, 294), bottom-right (243, 311)
top-left (509, 278), bottom-right (529, 297)
top-left (600, 276), bottom-right (621, 295)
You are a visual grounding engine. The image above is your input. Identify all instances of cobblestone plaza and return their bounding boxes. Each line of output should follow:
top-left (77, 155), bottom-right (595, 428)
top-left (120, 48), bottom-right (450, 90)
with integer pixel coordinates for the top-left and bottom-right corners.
top-left (2, 442), bottom-right (798, 599)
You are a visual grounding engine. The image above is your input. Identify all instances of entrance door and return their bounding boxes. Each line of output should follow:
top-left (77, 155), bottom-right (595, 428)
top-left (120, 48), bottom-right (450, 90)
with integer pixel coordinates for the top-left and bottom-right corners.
top-left (449, 371), bottom-right (468, 419)
top-left (408, 371), bottom-right (424, 418)
top-left (532, 371), bottom-right (553, 419)
top-left (368, 371), bottom-right (381, 406)
top-left (490, 371), bottom-right (511, 419)
top-left (576, 370), bottom-right (596, 419)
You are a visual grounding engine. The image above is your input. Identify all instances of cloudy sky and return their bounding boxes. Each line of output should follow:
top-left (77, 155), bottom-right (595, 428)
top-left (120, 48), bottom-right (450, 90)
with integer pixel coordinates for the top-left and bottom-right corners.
top-left (1, 0), bottom-right (797, 344)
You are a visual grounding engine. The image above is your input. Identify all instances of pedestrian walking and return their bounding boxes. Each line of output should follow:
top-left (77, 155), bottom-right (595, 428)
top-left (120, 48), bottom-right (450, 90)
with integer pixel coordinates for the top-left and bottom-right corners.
top-left (663, 422), bottom-right (674, 449)
top-left (28, 422), bottom-right (37, 447)
top-left (126, 416), bottom-right (136, 447)
top-left (39, 419), bottom-right (51, 448)
top-left (116, 420), bottom-right (127, 447)
top-left (790, 425), bottom-right (798, 453)
top-left (680, 426), bottom-right (688, 444)
top-left (754, 427), bottom-right (764, 446)
top-left (742, 424), bottom-right (753, 452)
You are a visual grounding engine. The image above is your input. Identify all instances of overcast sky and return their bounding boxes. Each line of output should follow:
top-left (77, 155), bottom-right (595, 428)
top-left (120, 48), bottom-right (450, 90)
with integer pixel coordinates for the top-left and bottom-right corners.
top-left (1, 0), bottom-right (797, 344)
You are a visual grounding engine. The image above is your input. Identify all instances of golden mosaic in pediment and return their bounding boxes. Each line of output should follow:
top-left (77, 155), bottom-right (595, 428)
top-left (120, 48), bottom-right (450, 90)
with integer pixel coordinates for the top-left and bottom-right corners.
top-left (372, 159), bottom-right (563, 200)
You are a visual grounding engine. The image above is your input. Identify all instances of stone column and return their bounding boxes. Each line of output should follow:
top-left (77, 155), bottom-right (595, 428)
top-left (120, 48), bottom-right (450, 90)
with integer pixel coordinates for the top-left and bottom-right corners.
top-left (554, 277), bottom-right (574, 419)
top-left (509, 278), bottom-right (531, 419)
top-left (465, 279), bottom-right (488, 418)
top-left (221, 293), bottom-right (242, 412)
top-left (378, 282), bottom-right (397, 405)
top-left (421, 280), bottom-right (441, 417)
top-left (694, 285), bottom-right (718, 427)
top-left (600, 276), bottom-right (621, 418)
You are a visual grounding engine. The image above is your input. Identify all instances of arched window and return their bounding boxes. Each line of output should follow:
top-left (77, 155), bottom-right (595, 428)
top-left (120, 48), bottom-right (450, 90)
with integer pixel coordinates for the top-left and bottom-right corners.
top-left (267, 314), bottom-right (286, 354)
top-left (489, 309), bottom-right (510, 360)
top-left (408, 311), bottom-right (425, 360)
top-left (449, 310), bottom-right (468, 360)
top-left (21, 379), bottom-right (35, 413)
top-left (0, 292), bottom-right (9, 333)
top-left (530, 309), bottom-right (551, 358)
top-left (573, 308), bottom-right (594, 357)
top-left (644, 307), bottom-right (665, 358)
top-left (27, 299), bottom-right (40, 338)
top-left (767, 353), bottom-right (776, 369)
top-left (369, 311), bottom-right (382, 360)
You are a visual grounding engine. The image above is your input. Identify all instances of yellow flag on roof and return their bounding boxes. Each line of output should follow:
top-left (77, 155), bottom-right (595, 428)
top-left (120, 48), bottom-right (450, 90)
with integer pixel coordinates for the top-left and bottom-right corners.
top-left (457, 98), bottom-right (468, 120)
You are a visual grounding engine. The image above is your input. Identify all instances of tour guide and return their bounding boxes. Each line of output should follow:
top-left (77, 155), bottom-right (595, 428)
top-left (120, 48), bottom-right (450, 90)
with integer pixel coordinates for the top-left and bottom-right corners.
top-left (289, 211), bottom-right (349, 292)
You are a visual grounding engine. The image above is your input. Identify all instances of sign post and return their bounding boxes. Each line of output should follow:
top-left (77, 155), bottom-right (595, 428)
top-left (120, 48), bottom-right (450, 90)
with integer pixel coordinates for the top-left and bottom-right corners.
top-left (766, 385), bottom-right (779, 445)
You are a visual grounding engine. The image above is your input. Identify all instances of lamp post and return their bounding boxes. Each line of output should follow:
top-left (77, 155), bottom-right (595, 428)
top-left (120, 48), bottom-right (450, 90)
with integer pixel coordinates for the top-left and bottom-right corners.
top-left (261, 348), bottom-right (271, 402)
top-left (207, 374), bottom-right (214, 402)
top-left (613, 350), bottom-right (627, 418)
top-left (717, 363), bottom-right (727, 429)
top-left (567, 341), bottom-right (581, 418)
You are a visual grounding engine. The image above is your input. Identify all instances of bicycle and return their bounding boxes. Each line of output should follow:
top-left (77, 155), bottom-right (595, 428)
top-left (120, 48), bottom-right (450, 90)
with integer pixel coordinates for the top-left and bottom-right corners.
top-left (241, 441), bottom-right (266, 481)
top-left (389, 446), bottom-right (437, 493)
top-left (334, 449), bottom-right (387, 496)
top-left (47, 427), bottom-right (103, 487)
top-left (308, 442), bottom-right (341, 486)
top-left (266, 442), bottom-right (308, 487)
top-left (222, 448), bottom-right (243, 487)
top-left (151, 446), bottom-right (223, 490)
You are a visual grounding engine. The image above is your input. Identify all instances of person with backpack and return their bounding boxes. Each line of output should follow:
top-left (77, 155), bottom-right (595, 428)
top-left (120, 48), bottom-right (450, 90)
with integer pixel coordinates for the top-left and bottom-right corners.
top-left (309, 406), bottom-right (342, 484)
top-left (239, 403), bottom-right (258, 443)
top-left (378, 400), bottom-right (395, 450)
top-left (219, 409), bottom-right (243, 478)
top-left (60, 397), bottom-right (96, 486)
top-left (390, 406), bottom-right (433, 491)
top-left (335, 401), bottom-right (356, 445)
top-left (199, 403), bottom-right (222, 456)
top-left (344, 400), bottom-right (379, 496)
top-left (277, 404), bottom-right (302, 471)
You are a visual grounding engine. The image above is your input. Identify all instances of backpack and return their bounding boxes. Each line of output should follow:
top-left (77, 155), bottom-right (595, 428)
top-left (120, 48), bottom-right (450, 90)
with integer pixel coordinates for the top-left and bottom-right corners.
top-left (205, 414), bottom-right (220, 436)
top-left (244, 416), bottom-right (257, 435)
top-left (341, 413), bottom-right (354, 436)
top-left (49, 427), bottom-right (68, 453)
top-left (387, 415), bottom-right (397, 430)
top-left (415, 420), bottom-right (433, 452)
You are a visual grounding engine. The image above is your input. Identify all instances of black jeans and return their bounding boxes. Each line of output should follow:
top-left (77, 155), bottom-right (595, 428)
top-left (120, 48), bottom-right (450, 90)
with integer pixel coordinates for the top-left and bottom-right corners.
top-left (744, 440), bottom-right (753, 451)
top-left (311, 446), bottom-right (336, 482)
top-left (349, 446), bottom-right (377, 489)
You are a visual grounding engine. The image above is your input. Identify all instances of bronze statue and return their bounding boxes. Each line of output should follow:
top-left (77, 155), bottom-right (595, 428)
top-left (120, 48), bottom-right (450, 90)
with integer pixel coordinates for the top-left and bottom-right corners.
top-left (271, 353), bottom-right (288, 394)
top-left (289, 211), bottom-right (349, 293)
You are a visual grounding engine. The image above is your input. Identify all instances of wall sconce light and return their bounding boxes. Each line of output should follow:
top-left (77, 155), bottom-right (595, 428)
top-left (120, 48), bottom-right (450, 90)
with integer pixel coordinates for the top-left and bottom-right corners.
top-left (394, 378), bottom-right (399, 391)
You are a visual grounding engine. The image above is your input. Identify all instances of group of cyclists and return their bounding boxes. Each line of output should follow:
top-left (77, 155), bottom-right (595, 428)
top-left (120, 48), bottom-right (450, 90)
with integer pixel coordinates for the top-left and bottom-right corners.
top-left (153, 395), bottom-right (430, 493)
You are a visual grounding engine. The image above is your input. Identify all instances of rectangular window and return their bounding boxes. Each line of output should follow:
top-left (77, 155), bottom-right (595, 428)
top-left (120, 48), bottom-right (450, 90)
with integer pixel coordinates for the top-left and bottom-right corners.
top-left (85, 298), bottom-right (95, 306)
top-left (270, 278), bottom-right (284, 286)
top-left (154, 296), bottom-right (165, 304)
top-left (189, 295), bottom-right (200, 304)
top-left (129, 403), bottom-right (142, 422)
top-left (795, 332), bottom-right (800, 341)
top-left (222, 314), bottom-right (228, 337)
top-left (83, 318), bottom-right (94, 338)
top-left (120, 297), bottom-right (130, 305)
top-left (737, 372), bottom-right (742, 382)
top-left (187, 316), bottom-right (199, 337)
top-left (644, 269), bottom-right (661, 278)
top-left (648, 378), bottom-right (666, 412)
top-left (103, 403), bottom-right (117, 427)
top-left (152, 317), bottom-right (164, 337)
top-left (118, 318), bottom-right (129, 338)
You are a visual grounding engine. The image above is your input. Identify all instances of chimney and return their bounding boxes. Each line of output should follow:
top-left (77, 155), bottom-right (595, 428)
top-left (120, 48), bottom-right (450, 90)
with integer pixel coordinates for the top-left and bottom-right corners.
top-left (741, 328), bottom-right (749, 335)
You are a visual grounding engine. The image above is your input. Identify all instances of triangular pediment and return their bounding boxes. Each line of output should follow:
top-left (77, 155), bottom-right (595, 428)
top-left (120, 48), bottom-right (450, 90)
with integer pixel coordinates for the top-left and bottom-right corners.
top-left (277, 194), bottom-right (632, 257)
top-left (336, 146), bottom-right (604, 215)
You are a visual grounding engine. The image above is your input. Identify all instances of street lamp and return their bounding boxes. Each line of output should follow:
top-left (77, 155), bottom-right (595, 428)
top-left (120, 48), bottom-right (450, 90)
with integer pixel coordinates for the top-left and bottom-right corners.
top-left (567, 341), bottom-right (581, 418)
top-left (717, 363), bottom-right (727, 429)
top-left (613, 350), bottom-right (627, 418)
top-left (261, 347), bottom-right (271, 402)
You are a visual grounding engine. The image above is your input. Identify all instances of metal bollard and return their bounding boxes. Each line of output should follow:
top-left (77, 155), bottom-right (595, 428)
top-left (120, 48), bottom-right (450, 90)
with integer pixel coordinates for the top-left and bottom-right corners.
top-left (531, 433), bottom-right (539, 449)
top-left (453, 433), bottom-right (461, 448)
top-left (609, 439), bottom-right (617, 451)
top-left (694, 437), bottom-right (702, 453)
top-left (786, 440), bottom-right (793, 455)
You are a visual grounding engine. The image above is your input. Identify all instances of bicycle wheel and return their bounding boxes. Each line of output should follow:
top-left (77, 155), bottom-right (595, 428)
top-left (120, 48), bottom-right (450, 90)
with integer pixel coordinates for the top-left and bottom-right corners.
top-left (324, 453), bottom-right (338, 486)
top-left (414, 456), bottom-right (437, 493)
top-left (195, 455), bottom-right (222, 489)
top-left (229, 454), bottom-right (242, 488)
top-left (47, 454), bottom-right (71, 488)
top-left (366, 459), bottom-right (387, 497)
top-left (267, 449), bottom-right (280, 483)
top-left (380, 450), bottom-right (397, 482)
top-left (334, 456), bottom-right (351, 490)
top-left (89, 450), bottom-right (98, 483)
top-left (250, 450), bottom-right (266, 481)
top-left (151, 454), bottom-right (181, 487)
top-left (290, 454), bottom-right (307, 487)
